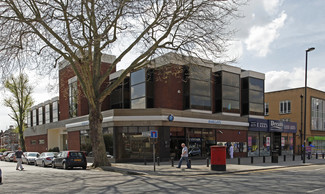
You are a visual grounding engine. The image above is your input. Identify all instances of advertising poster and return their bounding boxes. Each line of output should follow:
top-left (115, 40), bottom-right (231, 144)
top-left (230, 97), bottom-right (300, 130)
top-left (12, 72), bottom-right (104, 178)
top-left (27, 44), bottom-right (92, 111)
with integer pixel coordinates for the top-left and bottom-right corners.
top-left (248, 136), bottom-right (252, 146)
top-left (281, 137), bottom-right (285, 147)
top-left (266, 137), bottom-right (270, 147)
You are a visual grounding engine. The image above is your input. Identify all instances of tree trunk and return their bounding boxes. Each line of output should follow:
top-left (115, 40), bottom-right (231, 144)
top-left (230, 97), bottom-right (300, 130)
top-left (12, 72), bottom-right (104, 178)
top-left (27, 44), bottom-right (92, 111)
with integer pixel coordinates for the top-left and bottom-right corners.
top-left (89, 102), bottom-right (110, 167)
top-left (19, 127), bottom-right (26, 152)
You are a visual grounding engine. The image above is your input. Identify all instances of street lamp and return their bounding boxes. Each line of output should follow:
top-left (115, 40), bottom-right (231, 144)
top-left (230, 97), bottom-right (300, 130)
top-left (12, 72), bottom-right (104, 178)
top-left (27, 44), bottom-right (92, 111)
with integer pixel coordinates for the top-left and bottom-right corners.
top-left (303, 47), bottom-right (315, 163)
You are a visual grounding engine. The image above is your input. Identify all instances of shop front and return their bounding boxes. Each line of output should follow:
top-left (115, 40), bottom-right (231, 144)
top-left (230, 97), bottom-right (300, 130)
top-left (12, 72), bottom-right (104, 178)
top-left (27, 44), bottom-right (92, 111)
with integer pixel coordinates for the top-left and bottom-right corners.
top-left (307, 136), bottom-right (325, 154)
top-left (248, 119), bottom-right (296, 157)
top-left (248, 118), bottom-right (271, 157)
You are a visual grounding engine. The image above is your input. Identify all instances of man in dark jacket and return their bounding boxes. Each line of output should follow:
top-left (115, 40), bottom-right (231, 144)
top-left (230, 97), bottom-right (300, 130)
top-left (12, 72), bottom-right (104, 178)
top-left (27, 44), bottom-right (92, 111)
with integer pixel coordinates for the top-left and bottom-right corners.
top-left (15, 147), bottom-right (25, 171)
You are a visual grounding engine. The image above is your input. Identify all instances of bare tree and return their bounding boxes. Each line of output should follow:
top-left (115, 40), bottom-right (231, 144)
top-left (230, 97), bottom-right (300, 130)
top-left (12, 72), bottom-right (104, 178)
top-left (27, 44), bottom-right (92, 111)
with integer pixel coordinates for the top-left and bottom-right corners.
top-left (0, 0), bottom-right (245, 167)
top-left (3, 73), bottom-right (34, 152)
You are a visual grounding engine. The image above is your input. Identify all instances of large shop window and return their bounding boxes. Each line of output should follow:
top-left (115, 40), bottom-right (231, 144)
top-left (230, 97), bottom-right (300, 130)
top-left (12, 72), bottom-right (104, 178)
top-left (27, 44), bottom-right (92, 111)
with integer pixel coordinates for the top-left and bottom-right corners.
top-left (281, 135), bottom-right (294, 155)
top-left (185, 65), bottom-right (211, 111)
top-left (312, 140), bottom-right (325, 154)
top-left (311, 98), bottom-right (325, 131)
top-left (52, 101), bottom-right (58, 122)
top-left (248, 131), bottom-right (271, 157)
top-left (45, 104), bottom-right (51, 124)
top-left (38, 107), bottom-right (43, 125)
top-left (131, 69), bottom-right (146, 109)
top-left (68, 77), bottom-right (78, 118)
top-left (116, 126), bottom-right (152, 160)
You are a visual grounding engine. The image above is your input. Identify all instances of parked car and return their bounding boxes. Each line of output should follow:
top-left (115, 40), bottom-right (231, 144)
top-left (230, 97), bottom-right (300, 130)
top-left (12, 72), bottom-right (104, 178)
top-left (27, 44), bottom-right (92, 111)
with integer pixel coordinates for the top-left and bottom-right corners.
top-left (22, 152), bottom-right (40, 165)
top-left (1, 151), bottom-right (13, 161)
top-left (189, 147), bottom-right (201, 157)
top-left (88, 151), bottom-right (113, 158)
top-left (5, 153), bottom-right (15, 162)
top-left (52, 151), bottom-right (87, 170)
top-left (35, 152), bottom-right (58, 167)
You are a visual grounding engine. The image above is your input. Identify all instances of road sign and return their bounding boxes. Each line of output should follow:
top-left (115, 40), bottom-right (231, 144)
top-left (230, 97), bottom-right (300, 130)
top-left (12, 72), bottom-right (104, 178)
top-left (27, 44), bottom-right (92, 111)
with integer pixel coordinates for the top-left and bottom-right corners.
top-left (151, 130), bottom-right (158, 138)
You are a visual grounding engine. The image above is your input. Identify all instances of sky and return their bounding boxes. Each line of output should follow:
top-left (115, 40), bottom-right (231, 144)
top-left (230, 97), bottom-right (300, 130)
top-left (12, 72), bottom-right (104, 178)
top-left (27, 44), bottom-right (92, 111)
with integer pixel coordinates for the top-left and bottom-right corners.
top-left (1, 0), bottom-right (324, 130)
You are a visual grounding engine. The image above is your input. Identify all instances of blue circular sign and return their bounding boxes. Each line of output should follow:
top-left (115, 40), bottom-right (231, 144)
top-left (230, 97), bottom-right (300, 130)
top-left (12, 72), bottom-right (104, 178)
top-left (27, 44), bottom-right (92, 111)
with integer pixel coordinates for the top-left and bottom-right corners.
top-left (168, 114), bottom-right (174, 122)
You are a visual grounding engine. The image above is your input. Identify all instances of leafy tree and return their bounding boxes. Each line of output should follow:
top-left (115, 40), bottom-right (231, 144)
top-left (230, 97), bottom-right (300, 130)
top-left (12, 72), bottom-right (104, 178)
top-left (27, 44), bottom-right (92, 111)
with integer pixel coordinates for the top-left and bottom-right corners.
top-left (3, 73), bottom-right (34, 152)
top-left (0, 0), bottom-right (244, 167)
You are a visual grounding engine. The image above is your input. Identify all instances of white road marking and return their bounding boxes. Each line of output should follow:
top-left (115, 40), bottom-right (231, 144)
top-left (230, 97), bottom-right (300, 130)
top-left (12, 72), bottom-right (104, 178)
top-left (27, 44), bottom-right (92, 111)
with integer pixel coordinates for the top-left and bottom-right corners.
top-left (307, 188), bottom-right (324, 193)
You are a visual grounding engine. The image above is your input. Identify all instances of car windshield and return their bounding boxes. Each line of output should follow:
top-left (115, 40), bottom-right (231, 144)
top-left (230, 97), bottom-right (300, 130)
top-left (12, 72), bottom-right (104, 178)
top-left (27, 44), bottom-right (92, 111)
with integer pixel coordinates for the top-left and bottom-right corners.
top-left (45, 153), bottom-right (54, 157)
top-left (70, 152), bottom-right (83, 157)
top-left (28, 153), bottom-right (37, 157)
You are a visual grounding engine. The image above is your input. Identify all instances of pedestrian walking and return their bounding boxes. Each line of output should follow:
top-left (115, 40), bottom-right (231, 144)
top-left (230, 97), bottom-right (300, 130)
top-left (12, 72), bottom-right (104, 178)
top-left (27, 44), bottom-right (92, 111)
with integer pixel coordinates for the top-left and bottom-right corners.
top-left (229, 144), bottom-right (234, 159)
top-left (15, 147), bottom-right (25, 171)
top-left (176, 143), bottom-right (191, 169)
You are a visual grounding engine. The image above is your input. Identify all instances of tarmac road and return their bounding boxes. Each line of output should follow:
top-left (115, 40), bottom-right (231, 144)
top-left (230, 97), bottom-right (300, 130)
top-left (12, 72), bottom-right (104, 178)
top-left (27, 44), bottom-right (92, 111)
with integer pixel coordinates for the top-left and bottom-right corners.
top-left (0, 161), bottom-right (325, 193)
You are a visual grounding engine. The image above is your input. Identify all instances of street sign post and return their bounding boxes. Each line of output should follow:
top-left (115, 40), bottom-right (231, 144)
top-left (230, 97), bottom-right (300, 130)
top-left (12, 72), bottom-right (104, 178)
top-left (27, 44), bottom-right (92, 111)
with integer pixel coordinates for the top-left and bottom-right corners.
top-left (150, 130), bottom-right (158, 172)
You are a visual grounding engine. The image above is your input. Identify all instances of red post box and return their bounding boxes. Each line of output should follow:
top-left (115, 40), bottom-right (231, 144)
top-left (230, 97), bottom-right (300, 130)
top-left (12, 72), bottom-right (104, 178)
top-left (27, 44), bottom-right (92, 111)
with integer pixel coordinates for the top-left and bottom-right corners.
top-left (210, 145), bottom-right (226, 171)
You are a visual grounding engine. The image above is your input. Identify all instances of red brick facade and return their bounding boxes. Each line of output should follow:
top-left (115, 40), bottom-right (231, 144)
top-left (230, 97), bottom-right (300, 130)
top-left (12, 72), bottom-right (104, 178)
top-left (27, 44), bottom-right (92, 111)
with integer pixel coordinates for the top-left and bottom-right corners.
top-left (59, 62), bottom-right (115, 120)
top-left (25, 134), bottom-right (48, 153)
top-left (153, 65), bottom-right (184, 110)
top-left (68, 131), bottom-right (80, 151)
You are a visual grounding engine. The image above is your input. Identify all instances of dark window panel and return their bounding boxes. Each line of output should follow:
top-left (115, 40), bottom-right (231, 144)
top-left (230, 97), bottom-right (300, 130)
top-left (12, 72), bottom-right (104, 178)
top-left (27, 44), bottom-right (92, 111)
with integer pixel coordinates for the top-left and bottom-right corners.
top-left (131, 83), bottom-right (146, 99)
top-left (131, 68), bottom-right (146, 86)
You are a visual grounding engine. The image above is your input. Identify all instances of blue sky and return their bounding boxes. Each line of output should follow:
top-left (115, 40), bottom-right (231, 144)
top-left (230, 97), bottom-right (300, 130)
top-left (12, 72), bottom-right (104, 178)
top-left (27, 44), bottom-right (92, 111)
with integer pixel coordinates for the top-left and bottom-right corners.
top-left (1, 0), bottom-right (324, 130)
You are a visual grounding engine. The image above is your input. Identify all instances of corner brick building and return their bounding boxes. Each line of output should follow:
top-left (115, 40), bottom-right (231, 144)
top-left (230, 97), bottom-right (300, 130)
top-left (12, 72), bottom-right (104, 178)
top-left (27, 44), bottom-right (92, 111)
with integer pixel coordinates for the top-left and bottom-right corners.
top-left (24, 52), bottom-right (297, 162)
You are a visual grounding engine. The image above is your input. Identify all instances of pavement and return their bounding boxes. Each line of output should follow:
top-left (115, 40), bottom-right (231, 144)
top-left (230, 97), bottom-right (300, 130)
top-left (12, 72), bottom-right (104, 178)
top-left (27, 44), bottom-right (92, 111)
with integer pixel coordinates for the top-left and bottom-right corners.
top-left (92, 155), bottom-right (325, 176)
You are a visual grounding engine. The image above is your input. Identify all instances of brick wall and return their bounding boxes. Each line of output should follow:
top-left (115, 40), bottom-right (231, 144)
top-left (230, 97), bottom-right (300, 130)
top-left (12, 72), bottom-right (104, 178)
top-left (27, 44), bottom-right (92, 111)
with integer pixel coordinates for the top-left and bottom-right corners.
top-left (68, 131), bottom-right (80, 151)
top-left (25, 134), bottom-right (48, 153)
top-left (59, 62), bottom-right (115, 120)
top-left (153, 64), bottom-right (184, 110)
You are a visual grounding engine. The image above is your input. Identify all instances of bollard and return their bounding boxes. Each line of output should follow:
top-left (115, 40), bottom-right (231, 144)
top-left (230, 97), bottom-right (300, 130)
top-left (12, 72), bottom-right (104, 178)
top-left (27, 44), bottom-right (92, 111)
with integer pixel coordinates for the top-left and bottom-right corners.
top-left (293, 154), bottom-right (295, 161)
top-left (316, 153), bottom-right (318, 159)
top-left (144, 158), bottom-right (147, 165)
top-left (171, 158), bottom-right (174, 167)
top-left (207, 158), bottom-right (209, 167)
top-left (157, 157), bottom-right (160, 166)
top-left (263, 156), bottom-right (265, 163)
top-left (251, 157), bottom-right (253, 164)
top-left (284, 155), bottom-right (286, 162)
top-left (238, 157), bottom-right (241, 165)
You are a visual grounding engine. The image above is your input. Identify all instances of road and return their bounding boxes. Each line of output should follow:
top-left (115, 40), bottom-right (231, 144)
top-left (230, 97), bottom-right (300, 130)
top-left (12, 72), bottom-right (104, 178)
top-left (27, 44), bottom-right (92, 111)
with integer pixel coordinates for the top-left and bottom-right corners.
top-left (1, 161), bottom-right (325, 193)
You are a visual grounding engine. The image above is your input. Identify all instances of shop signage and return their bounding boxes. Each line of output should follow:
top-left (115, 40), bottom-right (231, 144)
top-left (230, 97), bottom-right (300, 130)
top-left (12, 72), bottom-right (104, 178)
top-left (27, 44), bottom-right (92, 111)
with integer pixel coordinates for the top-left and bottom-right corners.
top-left (248, 118), bottom-right (268, 131)
top-left (269, 120), bottom-right (284, 132)
top-left (190, 137), bottom-right (201, 142)
top-left (283, 122), bottom-right (297, 133)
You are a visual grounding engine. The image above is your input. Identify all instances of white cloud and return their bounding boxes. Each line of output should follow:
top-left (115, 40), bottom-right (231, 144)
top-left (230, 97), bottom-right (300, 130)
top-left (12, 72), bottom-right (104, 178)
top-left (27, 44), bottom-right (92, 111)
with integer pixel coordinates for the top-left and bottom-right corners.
top-left (265, 67), bottom-right (325, 92)
top-left (262, 0), bottom-right (283, 15)
top-left (245, 11), bottom-right (287, 57)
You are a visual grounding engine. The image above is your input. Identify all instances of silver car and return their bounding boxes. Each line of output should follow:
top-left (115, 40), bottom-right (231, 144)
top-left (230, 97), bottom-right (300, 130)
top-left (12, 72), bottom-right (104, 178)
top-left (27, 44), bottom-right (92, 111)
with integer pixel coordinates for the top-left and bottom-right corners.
top-left (22, 152), bottom-right (40, 165)
top-left (35, 152), bottom-right (58, 167)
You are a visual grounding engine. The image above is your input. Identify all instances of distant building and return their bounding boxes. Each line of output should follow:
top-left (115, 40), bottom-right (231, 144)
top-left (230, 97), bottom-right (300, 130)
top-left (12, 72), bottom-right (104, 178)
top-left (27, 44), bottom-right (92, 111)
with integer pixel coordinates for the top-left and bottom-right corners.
top-left (0, 125), bottom-right (19, 150)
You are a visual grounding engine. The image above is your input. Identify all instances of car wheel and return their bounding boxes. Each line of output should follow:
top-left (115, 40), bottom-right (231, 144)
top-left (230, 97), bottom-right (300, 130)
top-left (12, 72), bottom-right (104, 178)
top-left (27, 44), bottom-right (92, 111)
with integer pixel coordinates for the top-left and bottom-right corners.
top-left (63, 162), bottom-right (68, 170)
top-left (35, 161), bottom-right (38, 166)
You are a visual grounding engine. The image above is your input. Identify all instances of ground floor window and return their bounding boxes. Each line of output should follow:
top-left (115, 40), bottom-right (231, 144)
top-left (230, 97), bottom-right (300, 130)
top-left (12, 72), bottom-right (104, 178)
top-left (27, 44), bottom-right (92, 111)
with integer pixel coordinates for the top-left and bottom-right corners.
top-left (282, 134), bottom-right (294, 155)
top-left (311, 140), bottom-right (325, 154)
top-left (248, 131), bottom-right (271, 157)
top-left (116, 126), bottom-right (152, 160)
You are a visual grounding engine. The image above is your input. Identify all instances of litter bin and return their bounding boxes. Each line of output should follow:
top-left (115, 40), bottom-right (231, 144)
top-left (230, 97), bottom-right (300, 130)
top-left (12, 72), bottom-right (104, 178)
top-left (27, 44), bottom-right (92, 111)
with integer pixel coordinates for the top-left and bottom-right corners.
top-left (210, 146), bottom-right (226, 171)
top-left (272, 151), bottom-right (278, 163)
